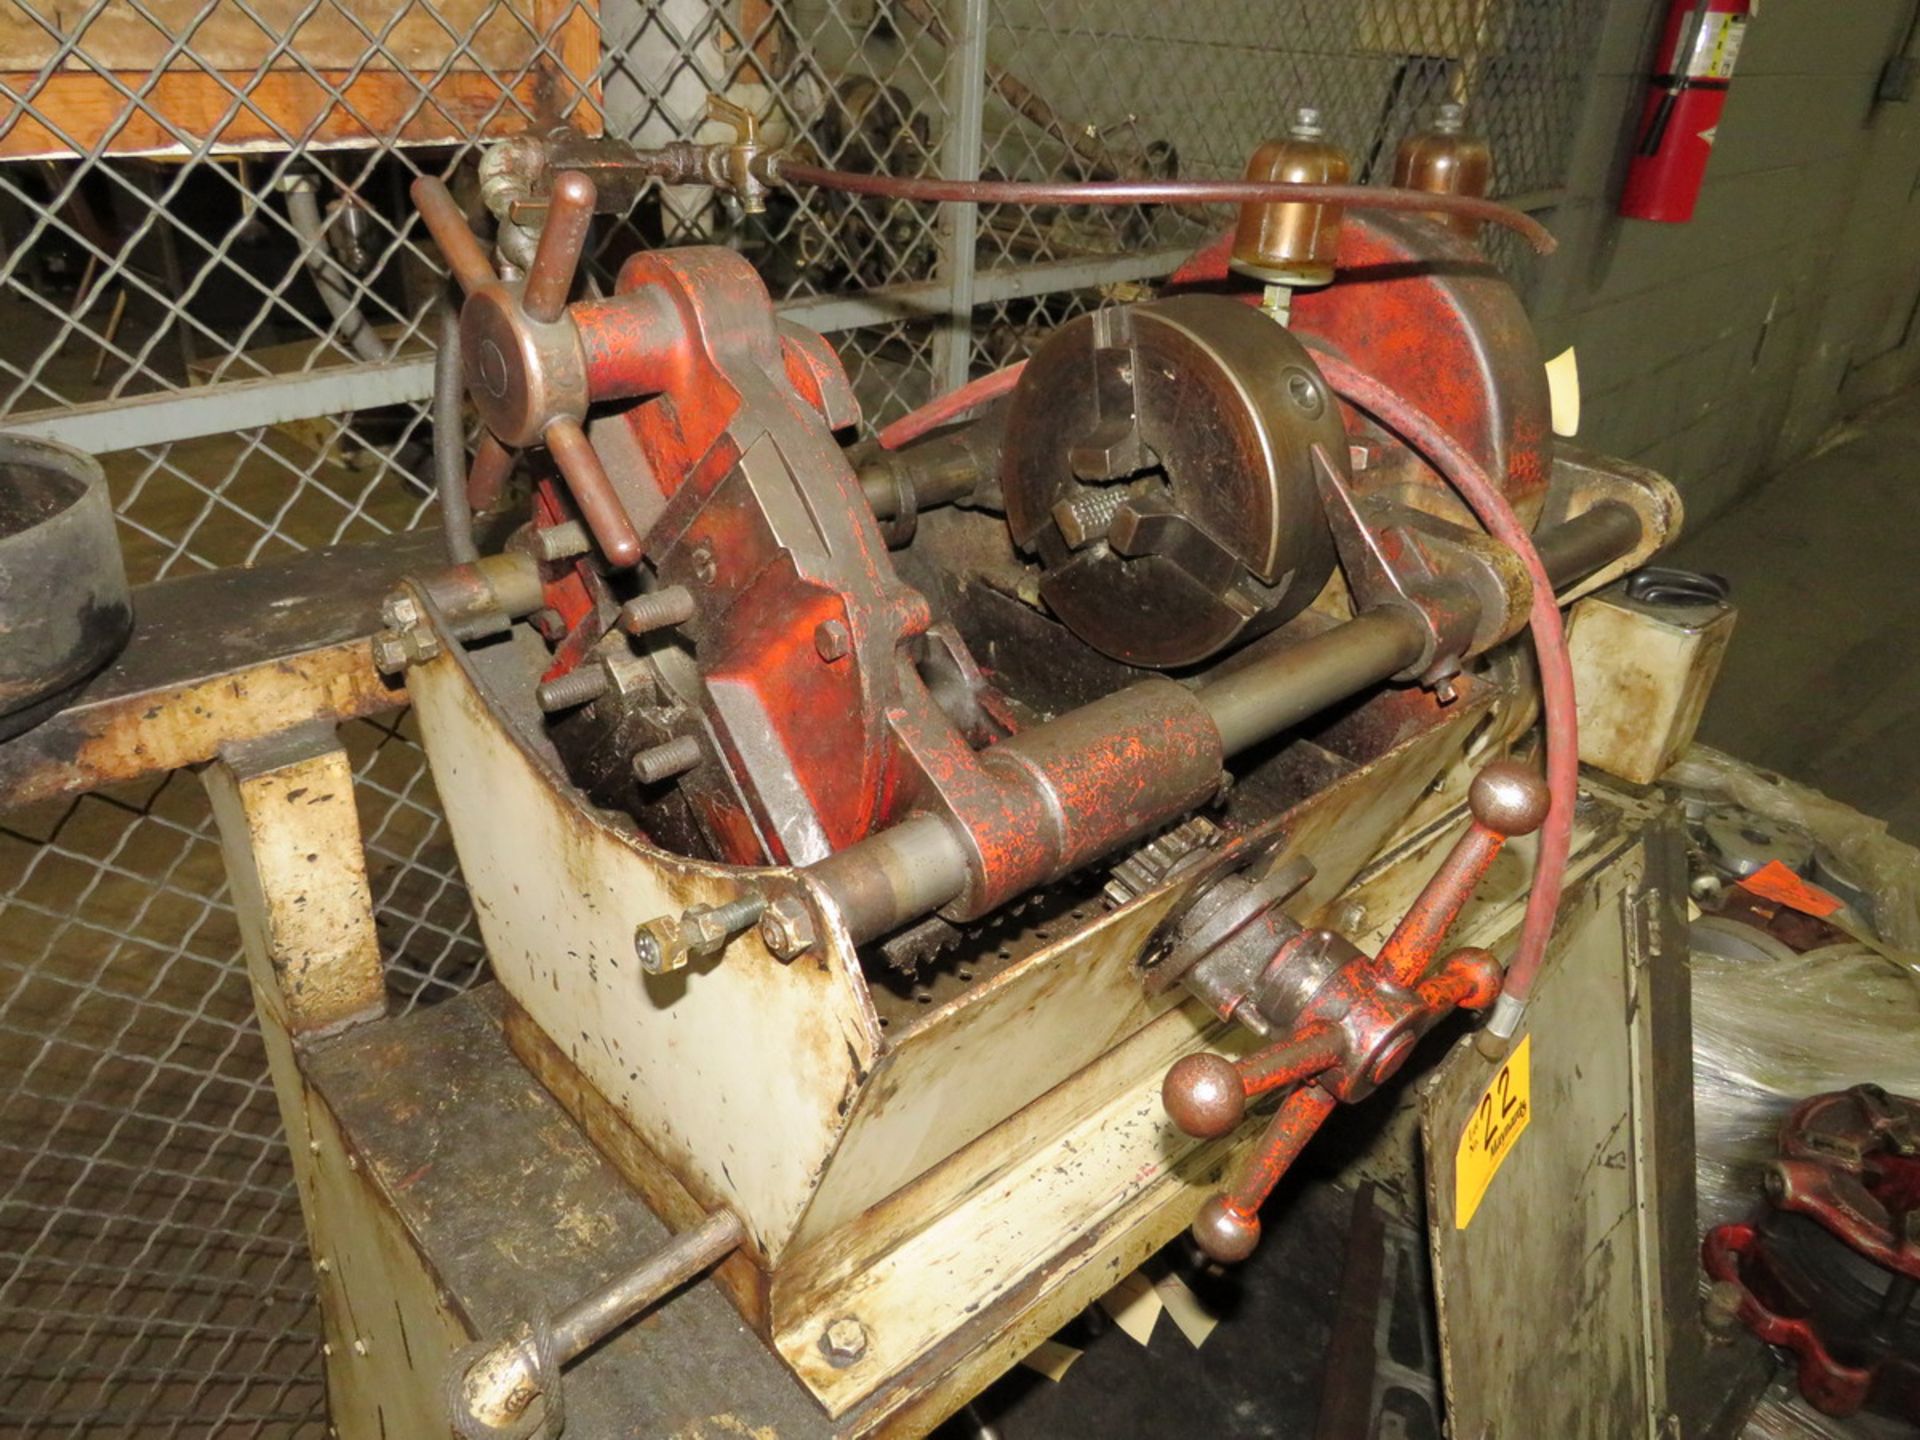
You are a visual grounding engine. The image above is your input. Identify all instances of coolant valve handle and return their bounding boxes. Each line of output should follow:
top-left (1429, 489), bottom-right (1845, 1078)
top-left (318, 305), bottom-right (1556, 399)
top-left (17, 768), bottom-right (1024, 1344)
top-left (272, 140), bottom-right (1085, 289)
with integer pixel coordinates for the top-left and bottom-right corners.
top-left (1162, 760), bottom-right (1548, 1263)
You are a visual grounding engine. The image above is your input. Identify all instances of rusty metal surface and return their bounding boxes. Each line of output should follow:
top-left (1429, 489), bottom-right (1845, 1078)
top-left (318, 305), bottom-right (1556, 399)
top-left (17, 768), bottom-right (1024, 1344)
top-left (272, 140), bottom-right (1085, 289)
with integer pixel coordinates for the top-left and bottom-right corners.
top-left (204, 723), bottom-right (387, 1035)
top-left (1168, 211), bottom-right (1554, 526)
top-left (301, 986), bottom-right (834, 1439)
top-left (798, 689), bottom-right (1497, 1258)
top-left (404, 607), bottom-right (881, 1262)
top-left (1420, 815), bottom-right (1753, 1440)
top-left (1164, 758), bottom-right (1543, 1264)
top-left (0, 528), bottom-right (433, 808)
top-left (1544, 444), bottom-right (1687, 602)
top-left (1568, 572), bottom-right (1737, 786)
top-left (1422, 831), bottom-right (1651, 1438)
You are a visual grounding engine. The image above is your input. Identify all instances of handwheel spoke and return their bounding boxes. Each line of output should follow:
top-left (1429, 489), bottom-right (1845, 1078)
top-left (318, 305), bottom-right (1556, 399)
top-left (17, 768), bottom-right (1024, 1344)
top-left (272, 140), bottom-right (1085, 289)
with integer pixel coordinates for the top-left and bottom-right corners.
top-left (409, 176), bottom-right (497, 297)
top-left (466, 433), bottom-right (515, 512)
top-left (522, 172), bottom-right (596, 323)
top-left (545, 418), bottom-right (641, 569)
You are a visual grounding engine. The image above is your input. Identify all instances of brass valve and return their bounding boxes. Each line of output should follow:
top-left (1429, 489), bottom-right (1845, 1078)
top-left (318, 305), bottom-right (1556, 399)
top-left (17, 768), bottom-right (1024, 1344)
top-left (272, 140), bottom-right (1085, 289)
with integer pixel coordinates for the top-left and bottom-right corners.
top-left (704, 95), bottom-right (773, 215)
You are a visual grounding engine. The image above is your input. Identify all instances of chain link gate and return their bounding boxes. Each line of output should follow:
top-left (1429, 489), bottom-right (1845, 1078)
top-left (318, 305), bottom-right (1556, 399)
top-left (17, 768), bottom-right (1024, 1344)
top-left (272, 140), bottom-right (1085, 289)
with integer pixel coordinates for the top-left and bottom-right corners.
top-left (0, 1), bottom-right (1605, 1431)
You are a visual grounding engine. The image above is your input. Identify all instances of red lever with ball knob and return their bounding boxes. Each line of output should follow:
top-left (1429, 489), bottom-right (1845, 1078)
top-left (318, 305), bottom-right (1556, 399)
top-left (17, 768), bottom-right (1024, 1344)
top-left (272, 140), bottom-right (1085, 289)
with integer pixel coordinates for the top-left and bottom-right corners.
top-left (1162, 760), bottom-right (1550, 1262)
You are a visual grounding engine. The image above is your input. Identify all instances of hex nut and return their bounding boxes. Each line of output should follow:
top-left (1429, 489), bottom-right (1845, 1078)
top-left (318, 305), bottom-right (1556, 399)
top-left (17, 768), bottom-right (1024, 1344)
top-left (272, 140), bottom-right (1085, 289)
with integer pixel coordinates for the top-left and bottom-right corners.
top-left (814, 618), bottom-right (851, 662)
top-left (370, 630), bottom-right (410, 675)
top-left (402, 627), bottom-right (442, 664)
top-left (380, 593), bottom-right (421, 630)
top-left (692, 896), bottom-right (768, 951)
top-left (819, 1316), bottom-right (868, 1366)
top-left (634, 915), bottom-right (691, 975)
top-left (759, 895), bottom-right (817, 961)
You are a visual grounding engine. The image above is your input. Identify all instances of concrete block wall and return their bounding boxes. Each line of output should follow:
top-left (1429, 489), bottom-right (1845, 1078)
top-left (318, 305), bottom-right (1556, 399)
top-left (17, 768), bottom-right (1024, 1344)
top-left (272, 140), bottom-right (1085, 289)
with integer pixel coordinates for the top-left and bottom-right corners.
top-left (1528, 0), bottom-right (1920, 526)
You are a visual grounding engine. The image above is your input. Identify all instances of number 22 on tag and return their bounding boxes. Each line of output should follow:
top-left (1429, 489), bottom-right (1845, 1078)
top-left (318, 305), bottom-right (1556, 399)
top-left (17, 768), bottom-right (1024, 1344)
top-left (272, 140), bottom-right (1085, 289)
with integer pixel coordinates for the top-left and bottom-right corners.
top-left (1455, 1034), bottom-right (1532, 1229)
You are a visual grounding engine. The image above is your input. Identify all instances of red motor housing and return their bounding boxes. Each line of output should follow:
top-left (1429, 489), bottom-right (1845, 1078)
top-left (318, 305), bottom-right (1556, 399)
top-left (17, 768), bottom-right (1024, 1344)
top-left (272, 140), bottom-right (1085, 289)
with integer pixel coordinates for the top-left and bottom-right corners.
top-left (1619, 0), bottom-right (1752, 223)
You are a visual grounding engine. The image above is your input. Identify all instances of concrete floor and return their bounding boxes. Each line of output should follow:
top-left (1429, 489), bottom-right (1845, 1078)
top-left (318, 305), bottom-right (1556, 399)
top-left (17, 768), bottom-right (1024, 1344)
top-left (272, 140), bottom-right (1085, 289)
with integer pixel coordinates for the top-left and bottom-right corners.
top-left (1672, 389), bottom-right (1920, 844)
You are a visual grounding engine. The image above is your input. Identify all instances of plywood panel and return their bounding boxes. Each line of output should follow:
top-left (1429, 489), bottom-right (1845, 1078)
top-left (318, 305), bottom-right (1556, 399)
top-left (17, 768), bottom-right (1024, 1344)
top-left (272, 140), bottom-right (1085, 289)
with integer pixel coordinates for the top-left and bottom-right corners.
top-left (0, 0), bottom-right (600, 159)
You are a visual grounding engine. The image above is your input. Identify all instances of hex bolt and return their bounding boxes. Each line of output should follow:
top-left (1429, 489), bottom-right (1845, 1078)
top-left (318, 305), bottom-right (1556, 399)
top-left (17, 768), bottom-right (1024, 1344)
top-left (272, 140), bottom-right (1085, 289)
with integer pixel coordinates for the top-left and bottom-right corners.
top-left (633, 735), bottom-right (703, 785)
top-left (636, 895), bottom-right (766, 975)
top-left (1051, 487), bottom-right (1126, 549)
top-left (633, 919), bottom-right (679, 974)
top-left (819, 1316), bottom-right (868, 1367)
top-left (814, 618), bottom-right (851, 662)
top-left (536, 665), bottom-right (609, 713)
top-left (370, 625), bottom-right (439, 674)
top-left (759, 895), bottom-right (817, 961)
top-left (620, 585), bottom-right (696, 636)
top-left (532, 520), bottom-right (592, 562)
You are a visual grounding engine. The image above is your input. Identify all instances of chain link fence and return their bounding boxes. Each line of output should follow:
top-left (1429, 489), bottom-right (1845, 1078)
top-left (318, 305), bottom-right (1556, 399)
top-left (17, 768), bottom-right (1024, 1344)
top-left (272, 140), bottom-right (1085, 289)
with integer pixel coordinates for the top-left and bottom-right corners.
top-left (0, 1), bottom-right (1605, 1431)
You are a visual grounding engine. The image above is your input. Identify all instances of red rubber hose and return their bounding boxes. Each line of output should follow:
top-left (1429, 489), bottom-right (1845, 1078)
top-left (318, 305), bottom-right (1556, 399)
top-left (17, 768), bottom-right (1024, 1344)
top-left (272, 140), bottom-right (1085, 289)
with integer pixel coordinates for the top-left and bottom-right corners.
top-left (774, 161), bottom-right (1558, 256)
top-left (1304, 348), bottom-right (1575, 1036)
top-left (876, 360), bottom-right (1025, 450)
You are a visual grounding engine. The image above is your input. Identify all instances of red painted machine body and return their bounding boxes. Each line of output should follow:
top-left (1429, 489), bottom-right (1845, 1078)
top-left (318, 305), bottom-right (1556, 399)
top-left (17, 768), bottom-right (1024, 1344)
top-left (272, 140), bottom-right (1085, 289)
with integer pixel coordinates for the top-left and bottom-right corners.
top-left (1704, 1085), bottom-right (1920, 1421)
top-left (1166, 212), bottom-right (1553, 525)
top-left (1619, 0), bottom-right (1753, 224)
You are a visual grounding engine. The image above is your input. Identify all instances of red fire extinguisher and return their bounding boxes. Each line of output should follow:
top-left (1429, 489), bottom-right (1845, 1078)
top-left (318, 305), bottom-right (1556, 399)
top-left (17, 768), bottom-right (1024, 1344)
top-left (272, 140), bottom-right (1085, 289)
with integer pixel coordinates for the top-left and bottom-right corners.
top-left (1619, 0), bottom-right (1752, 223)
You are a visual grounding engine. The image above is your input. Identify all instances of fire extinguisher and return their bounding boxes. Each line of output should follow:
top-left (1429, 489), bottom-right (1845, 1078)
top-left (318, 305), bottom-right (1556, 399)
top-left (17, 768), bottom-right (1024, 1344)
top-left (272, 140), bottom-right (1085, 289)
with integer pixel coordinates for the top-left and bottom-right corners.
top-left (1619, 0), bottom-right (1752, 223)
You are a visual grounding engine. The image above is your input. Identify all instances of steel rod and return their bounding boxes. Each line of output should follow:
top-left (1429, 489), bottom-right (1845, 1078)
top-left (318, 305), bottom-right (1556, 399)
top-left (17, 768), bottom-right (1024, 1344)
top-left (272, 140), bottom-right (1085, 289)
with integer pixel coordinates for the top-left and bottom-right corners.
top-left (1196, 610), bottom-right (1427, 756)
top-left (1533, 499), bottom-right (1643, 591)
top-left (548, 1208), bottom-right (746, 1362)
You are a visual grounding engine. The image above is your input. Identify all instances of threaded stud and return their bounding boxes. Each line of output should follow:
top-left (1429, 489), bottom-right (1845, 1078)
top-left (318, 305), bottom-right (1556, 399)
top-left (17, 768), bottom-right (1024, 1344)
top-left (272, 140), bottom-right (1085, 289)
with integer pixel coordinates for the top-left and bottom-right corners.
top-left (700, 895), bottom-right (767, 937)
top-left (532, 520), bottom-right (591, 562)
top-left (536, 665), bottom-right (608, 713)
top-left (633, 735), bottom-right (702, 784)
top-left (619, 585), bottom-right (696, 635)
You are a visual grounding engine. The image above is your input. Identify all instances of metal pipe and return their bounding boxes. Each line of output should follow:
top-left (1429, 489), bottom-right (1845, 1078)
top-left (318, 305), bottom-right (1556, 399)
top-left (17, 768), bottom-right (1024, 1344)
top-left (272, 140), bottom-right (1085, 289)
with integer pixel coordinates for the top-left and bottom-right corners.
top-left (858, 409), bottom-right (1006, 520)
top-left (433, 301), bottom-right (479, 565)
top-left (773, 161), bottom-right (1558, 255)
top-left (547, 1208), bottom-right (744, 1359)
top-left (285, 180), bottom-right (388, 364)
top-left (806, 813), bottom-right (972, 947)
top-left (454, 1208), bottom-right (745, 1434)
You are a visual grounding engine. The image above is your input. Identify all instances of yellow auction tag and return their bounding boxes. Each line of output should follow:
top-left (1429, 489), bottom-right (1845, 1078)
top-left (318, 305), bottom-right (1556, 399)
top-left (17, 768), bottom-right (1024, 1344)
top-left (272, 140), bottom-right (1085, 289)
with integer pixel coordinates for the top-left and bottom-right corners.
top-left (1455, 1034), bottom-right (1531, 1229)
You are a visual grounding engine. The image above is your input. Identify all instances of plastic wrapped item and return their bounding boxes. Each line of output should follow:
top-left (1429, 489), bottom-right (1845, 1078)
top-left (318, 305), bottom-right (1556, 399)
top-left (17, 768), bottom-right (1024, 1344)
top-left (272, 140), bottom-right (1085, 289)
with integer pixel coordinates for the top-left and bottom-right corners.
top-left (1739, 1381), bottom-right (1915, 1440)
top-left (1691, 943), bottom-right (1920, 1228)
top-left (1668, 745), bottom-right (1920, 950)
top-left (1674, 745), bottom-right (1920, 1231)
